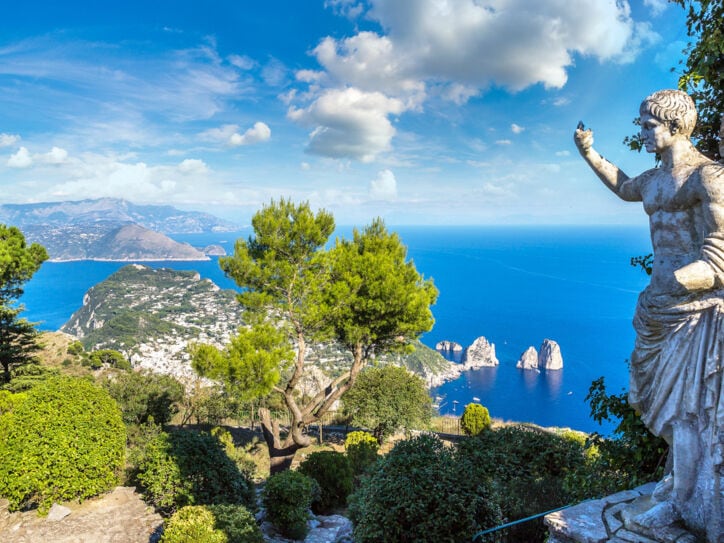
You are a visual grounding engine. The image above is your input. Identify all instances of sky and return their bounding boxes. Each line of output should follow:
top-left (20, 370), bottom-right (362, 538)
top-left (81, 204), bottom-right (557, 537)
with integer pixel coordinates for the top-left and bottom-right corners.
top-left (0, 0), bottom-right (692, 226)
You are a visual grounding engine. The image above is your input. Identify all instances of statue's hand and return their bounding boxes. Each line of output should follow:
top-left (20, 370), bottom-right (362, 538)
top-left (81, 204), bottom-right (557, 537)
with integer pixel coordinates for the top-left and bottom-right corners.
top-left (574, 125), bottom-right (594, 155)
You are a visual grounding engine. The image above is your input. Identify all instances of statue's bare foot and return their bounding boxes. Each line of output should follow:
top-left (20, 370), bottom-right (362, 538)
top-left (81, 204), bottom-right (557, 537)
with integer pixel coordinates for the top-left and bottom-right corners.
top-left (633, 501), bottom-right (680, 529)
top-left (651, 475), bottom-right (673, 502)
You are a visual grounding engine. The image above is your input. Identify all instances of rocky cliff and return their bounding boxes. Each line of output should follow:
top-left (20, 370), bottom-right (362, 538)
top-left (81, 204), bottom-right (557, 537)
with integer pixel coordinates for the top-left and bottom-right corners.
top-left (435, 340), bottom-right (463, 352)
top-left (539, 339), bottom-right (563, 370)
top-left (463, 336), bottom-right (499, 368)
top-left (516, 346), bottom-right (539, 370)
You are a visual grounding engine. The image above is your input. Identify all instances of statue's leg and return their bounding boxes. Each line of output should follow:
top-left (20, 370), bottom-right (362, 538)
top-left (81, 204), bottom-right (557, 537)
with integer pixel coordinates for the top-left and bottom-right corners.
top-left (671, 418), bottom-right (699, 504)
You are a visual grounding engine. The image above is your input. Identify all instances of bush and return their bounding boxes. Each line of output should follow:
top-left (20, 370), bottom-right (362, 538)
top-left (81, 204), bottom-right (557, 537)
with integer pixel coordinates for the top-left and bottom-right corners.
top-left (102, 371), bottom-right (184, 426)
top-left (262, 470), bottom-right (319, 540)
top-left (210, 427), bottom-right (256, 479)
top-left (298, 451), bottom-right (353, 514)
top-left (161, 504), bottom-right (263, 543)
top-left (460, 403), bottom-right (491, 436)
top-left (348, 434), bottom-right (502, 543)
top-left (456, 425), bottom-right (586, 542)
top-left (344, 431), bottom-right (379, 476)
top-left (132, 428), bottom-right (256, 515)
top-left (89, 349), bottom-right (132, 370)
top-left (0, 376), bottom-right (125, 513)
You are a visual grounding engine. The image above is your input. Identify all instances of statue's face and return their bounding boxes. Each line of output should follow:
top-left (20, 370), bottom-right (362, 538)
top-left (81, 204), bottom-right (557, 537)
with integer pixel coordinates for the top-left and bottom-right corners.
top-left (640, 113), bottom-right (675, 154)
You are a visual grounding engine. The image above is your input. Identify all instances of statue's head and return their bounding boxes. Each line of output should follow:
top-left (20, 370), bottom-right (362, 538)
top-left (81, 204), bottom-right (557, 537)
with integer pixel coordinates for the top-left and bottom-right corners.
top-left (639, 90), bottom-right (697, 137)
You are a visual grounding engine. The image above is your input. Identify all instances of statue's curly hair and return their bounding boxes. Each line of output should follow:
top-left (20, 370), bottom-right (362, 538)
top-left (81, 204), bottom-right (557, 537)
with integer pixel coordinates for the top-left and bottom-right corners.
top-left (640, 89), bottom-right (697, 136)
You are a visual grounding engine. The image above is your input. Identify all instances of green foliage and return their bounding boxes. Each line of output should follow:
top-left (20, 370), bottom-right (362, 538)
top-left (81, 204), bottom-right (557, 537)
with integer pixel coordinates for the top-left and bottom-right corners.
top-left (344, 431), bottom-right (379, 476)
top-left (220, 198), bottom-right (335, 333)
top-left (262, 470), bottom-right (320, 540)
top-left (343, 365), bottom-right (432, 443)
top-left (565, 377), bottom-right (668, 500)
top-left (349, 434), bottom-right (502, 543)
top-left (132, 428), bottom-right (256, 515)
top-left (89, 349), bottom-right (131, 370)
top-left (630, 254), bottom-right (653, 276)
top-left (460, 403), bottom-right (492, 436)
top-left (673, 0), bottom-right (723, 160)
top-left (67, 340), bottom-right (84, 356)
top-left (161, 504), bottom-right (264, 543)
top-left (456, 425), bottom-right (587, 543)
top-left (210, 427), bottom-right (257, 479)
top-left (298, 451), bottom-right (353, 514)
top-left (181, 384), bottom-right (241, 425)
top-left (189, 323), bottom-right (293, 402)
top-left (325, 219), bottom-right (438, 355)
top-left (0, 305), bottom-right (43, 385)
top-left (0, 224), bottom-right (48, 302)
top-left (102, 371), bottom-right (184, 426)
top-left (0, 376), bottom-right (125, 513)
top-left (0, 389), bottom-right (26, 415)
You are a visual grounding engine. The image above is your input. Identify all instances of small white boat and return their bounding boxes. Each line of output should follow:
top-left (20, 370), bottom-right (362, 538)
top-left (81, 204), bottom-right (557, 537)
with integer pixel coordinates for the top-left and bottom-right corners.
top-left (472, 396), bottom-right (481, 402)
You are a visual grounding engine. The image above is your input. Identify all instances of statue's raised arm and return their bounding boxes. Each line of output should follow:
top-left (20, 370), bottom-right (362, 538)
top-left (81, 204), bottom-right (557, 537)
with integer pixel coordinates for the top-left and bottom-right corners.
top-left (574, 122), bottom-right (639, 201)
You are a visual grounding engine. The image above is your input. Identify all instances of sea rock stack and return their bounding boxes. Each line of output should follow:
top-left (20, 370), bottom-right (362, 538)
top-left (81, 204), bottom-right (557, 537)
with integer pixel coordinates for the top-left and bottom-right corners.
top-left (463, 336), bottom-right (499, 368)
top-left (539, 339), bottom-right (563, 370)
top-left (436, 340), bottom-right (463, 352)
top-left (516, 346), bottom-right (539, 370)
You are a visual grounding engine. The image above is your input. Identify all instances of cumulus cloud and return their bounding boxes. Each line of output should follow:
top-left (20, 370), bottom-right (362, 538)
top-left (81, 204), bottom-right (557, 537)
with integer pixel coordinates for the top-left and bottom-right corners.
top-left (41, 146), bottom-right (69, 164)
top-left (199, 122), bottom-right (271, 147)
top-left (230, 122), bottom-right (271, 146)
top-left (511, 124), bottom-right (525, 134)
top-left (288, 88), bottom-right (405, 162)
top-left (0, 133), bottom-right (20, 147)
top-left (369, 169), bottom-right (398, 200)
top-left (290, 0), bottom-right (657, 162)
top-left (178, 158), bottom-right (209, 174)
top-left (7, 147), bottom-right (33, 168)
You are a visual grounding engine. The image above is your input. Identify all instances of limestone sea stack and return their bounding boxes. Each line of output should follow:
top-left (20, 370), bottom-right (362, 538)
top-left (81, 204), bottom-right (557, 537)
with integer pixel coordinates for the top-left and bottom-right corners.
top-left (516, 346), bottom-right (539, 370)
top-left (463, 336), bottom-right (499, 368)
top-left (436, 340), bottom-right (463, 352)
top-left (539, 339), bottom-right (563, 370)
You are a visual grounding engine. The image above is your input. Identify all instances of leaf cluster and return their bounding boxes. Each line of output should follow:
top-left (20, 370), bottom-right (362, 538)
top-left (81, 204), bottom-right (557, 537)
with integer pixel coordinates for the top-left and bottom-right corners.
top-left (262, 469), bottom-right (320, 540)
top-left (0, 224), bottom-right (48, 302)
top-left (160, 504), bottom-right (264, 543)
top-left (342, 364), bottom-right (432, 443)
top-left (298, 450), bottom-right (354, 514)
top-left (102, 370), bottom-right (184, 426)
top-left (460, 403), bottom-right (492, 436)
top-left (0, 376), bottom-right (126, 514)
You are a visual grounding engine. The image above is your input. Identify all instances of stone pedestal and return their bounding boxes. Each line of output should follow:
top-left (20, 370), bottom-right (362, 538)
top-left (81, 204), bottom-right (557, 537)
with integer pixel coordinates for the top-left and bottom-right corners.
top-left (545, 483), bottom-right (700, 543)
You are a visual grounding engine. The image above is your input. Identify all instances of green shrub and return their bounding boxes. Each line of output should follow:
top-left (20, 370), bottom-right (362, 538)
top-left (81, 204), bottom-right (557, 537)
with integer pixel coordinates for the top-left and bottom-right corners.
top-left (102, 371), bottom-right (184, 426)
top-left (210, 427), bottom-right (256, 479)
top-left (344, 431), bottom-right (379, 476)
top-left (262, 470), bottom-right (319, 540)
top-left (161, 504), bottom-right (263, 543)
top-left (161, 506), bottom-right (226, 543)
top-left (67, 340), bottom-right (84, 356)
top-left (0, 376), bottom-right (125, 513)
top-left (460, 403), bottom-right (491, 436)
top-left (348, 434), bottom-right (502, 543)
top-left (90, 349), bottom-right (131, 370)
top-left (132, 428), bottom-right (256, 515)
top-left (456, 424), bottom-right (587, 542)
top-left (298, 451), bottom-right (353, 514)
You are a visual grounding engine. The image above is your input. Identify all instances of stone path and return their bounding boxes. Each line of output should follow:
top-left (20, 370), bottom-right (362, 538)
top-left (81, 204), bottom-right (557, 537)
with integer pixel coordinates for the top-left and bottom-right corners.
top-left (545, 483), bottom-right (698, 543)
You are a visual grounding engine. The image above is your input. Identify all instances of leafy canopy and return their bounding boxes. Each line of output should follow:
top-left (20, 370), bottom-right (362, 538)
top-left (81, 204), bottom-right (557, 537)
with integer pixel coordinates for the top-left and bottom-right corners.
top-left (0, 225), bottom-right (48, 302)
top-left (342, 364), bottom-right (432, 443)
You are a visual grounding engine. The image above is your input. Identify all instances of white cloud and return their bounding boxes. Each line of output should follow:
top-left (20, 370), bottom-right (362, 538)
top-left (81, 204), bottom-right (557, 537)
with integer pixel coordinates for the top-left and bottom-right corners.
top-left (7, 147), bottom-right (33, 168)
top-left (228, 54), bottom-right (255, 70)
top-left (644, 0), bottom-right (669, 16)
top-left (318, 0), bottom-right (657, 93)
top-left (199, 122), bottom-right (271, 147)
top-left (555, 150), bottom-right (571, 157)
top-left (496, 140), bottom-right (512, 146)
top-left (511, 124), bottom-right (525, 134)
top-left (369, 169), bottom-right (398, 200)
top-left (0, 133), bottom-right (20, 147)
top-left (325, 0), bottom-right (365, 19)
top-left (288, 88), bottom-right (405, 162)
top-left (300, 162), bottom-right (311, 171)
top-left (229, 122), bottom-right (271, 146)
top-left (552, 97), bottom-right (571, 107)
top-left (178, 158), bottom-right (209, 174)
top-left (41, 146), bottom-right (69, 164)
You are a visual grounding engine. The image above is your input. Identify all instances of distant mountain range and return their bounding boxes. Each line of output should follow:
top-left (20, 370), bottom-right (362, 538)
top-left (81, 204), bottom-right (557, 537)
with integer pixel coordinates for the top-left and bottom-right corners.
top-left (0, 198), bottom-right (240, 261)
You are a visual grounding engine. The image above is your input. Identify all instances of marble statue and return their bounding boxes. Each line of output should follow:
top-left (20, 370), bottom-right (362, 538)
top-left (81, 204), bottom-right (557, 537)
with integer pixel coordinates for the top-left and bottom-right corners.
top-left (575, 89), bottom-right (724, 542)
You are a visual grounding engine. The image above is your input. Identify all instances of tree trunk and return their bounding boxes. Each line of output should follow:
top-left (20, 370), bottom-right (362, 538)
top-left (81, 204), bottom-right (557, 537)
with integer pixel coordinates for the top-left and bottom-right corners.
top-left (259, 406), bottom-right (306, 475)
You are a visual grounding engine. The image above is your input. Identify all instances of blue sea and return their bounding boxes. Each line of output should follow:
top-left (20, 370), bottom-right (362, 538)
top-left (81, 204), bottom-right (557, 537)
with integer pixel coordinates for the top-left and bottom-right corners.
top-left (20, 226), bottom-right (652, 434)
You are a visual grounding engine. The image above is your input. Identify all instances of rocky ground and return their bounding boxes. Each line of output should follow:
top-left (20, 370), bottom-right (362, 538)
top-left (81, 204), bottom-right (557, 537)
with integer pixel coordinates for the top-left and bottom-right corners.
top-left (0, 486), bottom-right (354, 543)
